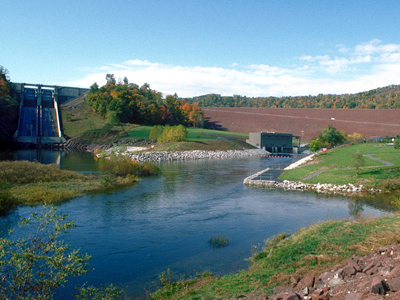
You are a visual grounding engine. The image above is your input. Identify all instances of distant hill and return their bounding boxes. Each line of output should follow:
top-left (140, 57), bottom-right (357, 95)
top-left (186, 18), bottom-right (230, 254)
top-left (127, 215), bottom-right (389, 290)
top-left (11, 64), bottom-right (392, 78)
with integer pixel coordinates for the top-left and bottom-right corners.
top-left (183, 84), bottom-right (400, 109)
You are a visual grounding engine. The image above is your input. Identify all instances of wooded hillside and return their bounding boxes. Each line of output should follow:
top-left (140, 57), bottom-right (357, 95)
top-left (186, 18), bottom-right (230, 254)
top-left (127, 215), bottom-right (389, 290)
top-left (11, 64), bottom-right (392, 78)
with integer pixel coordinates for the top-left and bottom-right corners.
top-left (86, 74), bottom-right (204, 127)
top-left (184, 85), bottom-right (400, 109)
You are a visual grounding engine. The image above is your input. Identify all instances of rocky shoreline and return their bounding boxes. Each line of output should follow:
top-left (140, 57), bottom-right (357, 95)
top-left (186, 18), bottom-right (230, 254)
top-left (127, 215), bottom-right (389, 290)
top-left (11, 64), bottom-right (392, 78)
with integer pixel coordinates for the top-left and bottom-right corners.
top-left (243, 154), bottom-right (382, 195)
top-left (244, 178), bottom-right (381, 195)
top-left (264, 244), bottom-right (400, 300)
top-left (99, 148), bottom-right (269, 162)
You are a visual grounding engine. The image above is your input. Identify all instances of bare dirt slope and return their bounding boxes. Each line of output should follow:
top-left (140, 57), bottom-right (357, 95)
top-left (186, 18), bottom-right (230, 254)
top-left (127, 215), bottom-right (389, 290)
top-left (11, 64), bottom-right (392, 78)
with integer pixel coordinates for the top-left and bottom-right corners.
top-left (202, 108), bottom-right (400, 141)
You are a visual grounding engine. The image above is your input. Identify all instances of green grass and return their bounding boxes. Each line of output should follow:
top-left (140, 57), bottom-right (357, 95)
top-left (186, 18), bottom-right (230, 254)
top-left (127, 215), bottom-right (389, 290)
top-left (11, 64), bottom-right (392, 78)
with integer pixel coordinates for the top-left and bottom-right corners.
top-left (151, 216), bottom-right (400, 299)
top-left (185, 128), bottom-right (248, 141)
top-left (123, 126), bottom-right (248, 142)
top-left (120, 125), bottom-right (252, 151)
top-left (279, 143), bottom-right (400, 186)
top-left (123, 125), bottom-right (153, 140)
top-left (61, 99), bottom-right (137, 143)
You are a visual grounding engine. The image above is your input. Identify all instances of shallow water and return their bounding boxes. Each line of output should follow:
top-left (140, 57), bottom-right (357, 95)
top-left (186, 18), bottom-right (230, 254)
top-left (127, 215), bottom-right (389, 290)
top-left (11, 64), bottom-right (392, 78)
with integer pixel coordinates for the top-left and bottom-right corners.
top-left (0, 152), bottom-right (391, 298)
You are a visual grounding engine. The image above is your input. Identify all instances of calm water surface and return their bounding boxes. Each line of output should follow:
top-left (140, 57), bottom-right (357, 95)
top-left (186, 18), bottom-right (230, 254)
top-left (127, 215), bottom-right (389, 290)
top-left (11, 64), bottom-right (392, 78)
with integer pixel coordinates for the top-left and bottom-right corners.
top-left (0, 151), bottom-right (391, 298)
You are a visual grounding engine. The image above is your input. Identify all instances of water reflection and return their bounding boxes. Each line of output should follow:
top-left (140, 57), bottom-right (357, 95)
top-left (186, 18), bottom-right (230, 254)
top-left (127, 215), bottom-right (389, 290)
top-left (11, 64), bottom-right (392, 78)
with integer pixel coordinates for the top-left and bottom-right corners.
top-left (0, 149), bottom-right (99, 172)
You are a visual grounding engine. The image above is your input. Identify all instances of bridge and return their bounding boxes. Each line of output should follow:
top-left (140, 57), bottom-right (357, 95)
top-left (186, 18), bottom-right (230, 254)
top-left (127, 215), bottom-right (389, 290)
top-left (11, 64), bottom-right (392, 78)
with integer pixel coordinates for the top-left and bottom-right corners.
top-left (13, 84), bottom-right (88, 145)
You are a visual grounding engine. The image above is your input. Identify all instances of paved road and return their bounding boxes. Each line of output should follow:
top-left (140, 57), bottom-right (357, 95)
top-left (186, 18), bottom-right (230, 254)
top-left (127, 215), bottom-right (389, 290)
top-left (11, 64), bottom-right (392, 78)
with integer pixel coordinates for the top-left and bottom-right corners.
top-left (363, 154), bottom-right (394, 167)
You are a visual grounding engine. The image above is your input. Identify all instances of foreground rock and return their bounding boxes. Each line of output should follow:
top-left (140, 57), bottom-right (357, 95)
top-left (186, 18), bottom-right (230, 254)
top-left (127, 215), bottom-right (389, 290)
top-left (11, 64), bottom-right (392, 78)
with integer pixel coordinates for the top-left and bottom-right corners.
top-left (260, 244), bottom-right (400, 300)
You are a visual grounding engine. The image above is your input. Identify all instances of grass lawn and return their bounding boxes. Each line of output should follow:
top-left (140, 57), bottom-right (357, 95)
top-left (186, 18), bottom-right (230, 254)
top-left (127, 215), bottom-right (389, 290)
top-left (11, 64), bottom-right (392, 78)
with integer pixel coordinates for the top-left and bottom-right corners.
top-left (279, 143), bottom-right (400, 186)
top-left (120, 126), bottom-right (252, 151)
top-left (122, 126), bottom-right (248, 141)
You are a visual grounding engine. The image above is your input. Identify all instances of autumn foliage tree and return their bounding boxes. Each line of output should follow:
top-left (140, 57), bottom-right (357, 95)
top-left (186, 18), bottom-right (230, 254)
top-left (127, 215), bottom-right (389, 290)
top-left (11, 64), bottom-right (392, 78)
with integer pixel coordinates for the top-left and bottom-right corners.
top-left (183, 85), bottom-right (400, 109)
top-left (86, 74), bottom-right (204, 127)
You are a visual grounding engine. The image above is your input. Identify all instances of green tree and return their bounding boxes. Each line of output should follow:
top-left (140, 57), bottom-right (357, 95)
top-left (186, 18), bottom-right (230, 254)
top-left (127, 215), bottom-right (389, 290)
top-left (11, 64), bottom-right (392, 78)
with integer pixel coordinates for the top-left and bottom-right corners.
top-left (351, 150), bottom-right (365, 177)
top-left (149, 125), bottom-right (164, 141)
top-left (173, 125), bottom-right (188, 141)
top-left (309, 138), bottom-right (322, 152)
top-left (156, 125), bottom-right (188, 143)
top-left (394, 137), bottom-right (400, 149)
top-left (318, 125), bottom-right (346, 147)
top-left (0, 206), bottom-right (122, 299)
top-left (0, 66), bottom-right (19, 147)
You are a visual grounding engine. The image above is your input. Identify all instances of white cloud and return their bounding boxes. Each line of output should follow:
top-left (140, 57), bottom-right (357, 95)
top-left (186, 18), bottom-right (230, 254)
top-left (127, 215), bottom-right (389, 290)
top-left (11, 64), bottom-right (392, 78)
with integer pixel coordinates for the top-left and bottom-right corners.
top-left (66, 40), bottom-right (400, 97)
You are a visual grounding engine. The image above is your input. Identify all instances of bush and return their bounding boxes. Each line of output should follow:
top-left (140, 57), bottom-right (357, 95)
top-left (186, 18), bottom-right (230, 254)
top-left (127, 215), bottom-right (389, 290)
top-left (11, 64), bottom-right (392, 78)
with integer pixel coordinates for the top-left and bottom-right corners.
top-left (99, 156), bottom-right (141, 176)
top-left (348, 132), bottom-right (366, 143)
top-left (149, 125), bottom-right (164, 141)
top-left (309, 138), bottom-right (323, 152)
top-left (394, 137), bottom-right (400, 149)
top-left (141, 162), bottom-right (160, 176)
top-left (153, 125), bottom-right (188, 143)
top-left (98, 156), bottom-right (159, 177)
top-left (379, 177), bottom-right (400, 192)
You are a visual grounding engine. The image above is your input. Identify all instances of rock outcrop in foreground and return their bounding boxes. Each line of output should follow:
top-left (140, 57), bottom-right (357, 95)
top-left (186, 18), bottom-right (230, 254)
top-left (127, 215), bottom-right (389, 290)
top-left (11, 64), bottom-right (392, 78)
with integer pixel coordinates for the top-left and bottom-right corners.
top-left (234, 244), bottom-right (400, 300)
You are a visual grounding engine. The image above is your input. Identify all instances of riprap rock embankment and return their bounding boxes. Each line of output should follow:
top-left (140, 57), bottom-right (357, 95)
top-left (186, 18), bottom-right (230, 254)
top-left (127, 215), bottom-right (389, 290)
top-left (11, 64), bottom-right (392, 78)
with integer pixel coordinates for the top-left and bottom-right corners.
top-left (244, 178), bottom-right (381, 195)
top-left (104, 148), bottom-right (268, 162)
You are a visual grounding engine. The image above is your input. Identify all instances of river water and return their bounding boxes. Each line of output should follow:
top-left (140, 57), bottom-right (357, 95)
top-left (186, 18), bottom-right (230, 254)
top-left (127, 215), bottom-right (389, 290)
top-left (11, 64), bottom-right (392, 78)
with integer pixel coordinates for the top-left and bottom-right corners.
top-left (0, 150), bottom-right (392, 298)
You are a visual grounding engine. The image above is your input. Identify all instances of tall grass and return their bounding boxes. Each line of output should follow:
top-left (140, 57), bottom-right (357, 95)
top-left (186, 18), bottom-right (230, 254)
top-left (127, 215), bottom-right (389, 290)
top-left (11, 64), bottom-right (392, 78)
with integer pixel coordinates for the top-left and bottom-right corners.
top-left (98, 156), bottom-right (160, 177)
top-left (0, 161), bottom-right (83, 184)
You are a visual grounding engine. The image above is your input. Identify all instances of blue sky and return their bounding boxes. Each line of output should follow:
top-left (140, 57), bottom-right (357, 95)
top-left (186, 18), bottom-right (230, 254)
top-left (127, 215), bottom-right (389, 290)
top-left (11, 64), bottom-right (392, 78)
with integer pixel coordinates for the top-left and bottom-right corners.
top-left (2, 0), bottom-right (400, 97)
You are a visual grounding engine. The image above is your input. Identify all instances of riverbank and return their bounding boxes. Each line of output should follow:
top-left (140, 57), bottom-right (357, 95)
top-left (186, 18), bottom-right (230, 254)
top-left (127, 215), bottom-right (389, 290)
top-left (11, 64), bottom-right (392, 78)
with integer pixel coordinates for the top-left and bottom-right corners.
top-left (0, 159), bottom-right (157, 214)
top-left (151, 215), bottom-right (400, 299)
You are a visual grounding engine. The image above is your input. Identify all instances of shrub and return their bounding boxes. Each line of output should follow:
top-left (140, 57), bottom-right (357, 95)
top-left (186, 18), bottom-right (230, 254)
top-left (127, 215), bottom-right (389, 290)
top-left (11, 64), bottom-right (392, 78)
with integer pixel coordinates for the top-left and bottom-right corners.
top-left (348, 132), bottom-right (366, 143)
top-left (379, 178), bottom-right (400, 192)
top-left (98, 156), bottom-right (159, 177)
top-left (154, 125), bottom-right (188, 143)
top-left (149, 125), bottom-right (164, 141)
top-left (309, 138), bottom-right (323, 152)
top-left (394, 137), bottom-right (400, 149)
top-left (141, 162), bottom-right (160, 176)
top-left (98, 156), bottom-right (141, 176)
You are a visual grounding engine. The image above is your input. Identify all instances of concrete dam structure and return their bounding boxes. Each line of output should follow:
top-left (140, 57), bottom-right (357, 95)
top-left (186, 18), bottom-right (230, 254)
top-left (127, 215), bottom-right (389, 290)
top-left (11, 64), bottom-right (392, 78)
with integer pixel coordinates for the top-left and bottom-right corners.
top-left (13, 84), bottom-right (87, 145)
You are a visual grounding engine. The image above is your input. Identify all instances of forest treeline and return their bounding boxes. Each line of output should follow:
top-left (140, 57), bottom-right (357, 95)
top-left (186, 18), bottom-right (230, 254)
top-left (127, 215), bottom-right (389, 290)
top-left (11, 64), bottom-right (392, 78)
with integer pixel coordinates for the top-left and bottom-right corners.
top-left (183, 85), bottom-right (400, 109)
top-left (87, 74), bottom-right (204, 127)
top-left (0, 66), bottom-right (19, 147)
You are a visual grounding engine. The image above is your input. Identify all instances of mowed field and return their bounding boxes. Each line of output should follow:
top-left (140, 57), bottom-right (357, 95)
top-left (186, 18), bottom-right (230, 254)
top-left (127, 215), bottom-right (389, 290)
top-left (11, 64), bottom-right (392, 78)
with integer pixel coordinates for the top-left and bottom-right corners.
top-left (202, 107), bottom-right (400, 141)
